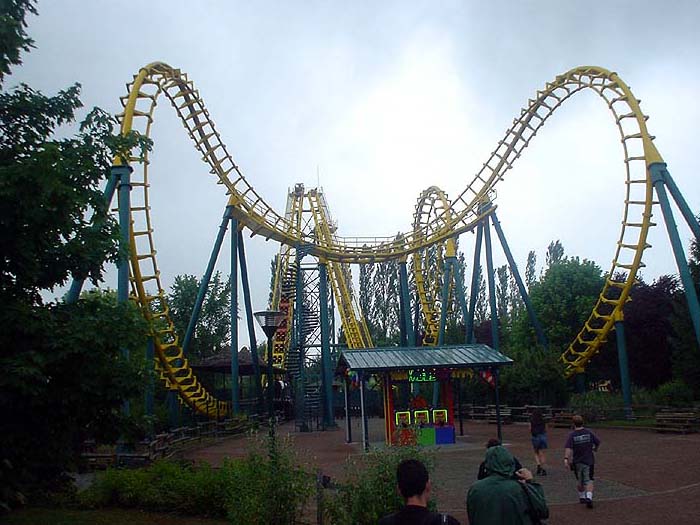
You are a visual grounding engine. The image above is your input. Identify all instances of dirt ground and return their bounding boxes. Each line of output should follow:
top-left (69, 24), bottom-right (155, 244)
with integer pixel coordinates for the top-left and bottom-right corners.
top-left (186, 418), bottom-right (700, 525)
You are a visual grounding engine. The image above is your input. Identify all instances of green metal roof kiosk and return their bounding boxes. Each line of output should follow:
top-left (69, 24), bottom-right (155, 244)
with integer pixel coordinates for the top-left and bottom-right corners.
top-left (336, 344), bottom-right (513, 451)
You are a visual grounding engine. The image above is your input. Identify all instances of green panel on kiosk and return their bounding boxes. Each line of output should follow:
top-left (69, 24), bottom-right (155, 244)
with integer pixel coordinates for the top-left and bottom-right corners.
top-left (418, 426), bottom-right (435, 446)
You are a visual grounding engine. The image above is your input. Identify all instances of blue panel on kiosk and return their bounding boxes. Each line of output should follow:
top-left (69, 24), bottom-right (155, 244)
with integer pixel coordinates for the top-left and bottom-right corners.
top-left (435, 425), bottom-right (455, 444)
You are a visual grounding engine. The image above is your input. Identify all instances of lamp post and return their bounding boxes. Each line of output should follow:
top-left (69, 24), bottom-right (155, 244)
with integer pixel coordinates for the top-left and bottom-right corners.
top-left (254, 310), bottom-right (286, 421)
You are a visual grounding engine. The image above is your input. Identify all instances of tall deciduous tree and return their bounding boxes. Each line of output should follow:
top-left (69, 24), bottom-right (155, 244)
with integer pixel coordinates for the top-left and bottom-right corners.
top-left (525, 250), bottom-right (537, 290)
top-left (168, 272), bottom-right (231, 362)
top-left (0, 0), bottom-right (152, 502)
top-left (545, 240), bottom-right (565, 269)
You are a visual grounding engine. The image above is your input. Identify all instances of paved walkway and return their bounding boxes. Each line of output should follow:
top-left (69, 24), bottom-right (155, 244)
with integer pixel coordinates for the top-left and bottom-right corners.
top-left (186, 418), bottom-right (700, 524)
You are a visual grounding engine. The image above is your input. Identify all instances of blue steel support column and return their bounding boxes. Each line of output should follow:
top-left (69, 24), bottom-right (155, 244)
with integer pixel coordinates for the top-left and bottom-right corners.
top-left (344, 378), bottom-right (352, 443)
top-left (238, 231), bottom-right (263, 412)
top-left (438, 239), bottom-right (458, 346)
top-left (182, 205), bottom-right (232, 355)
top-left (295, 248), bottom-right (308, 431)
top-left (435, 240), bottom-right (457, 406)
top-left (494, 368), bottom-right (503, 443)
top-left (167, 390), bottom-right (179, 428)
top-left (230, 216), bottom-right (240, 415)
top-left (319, 260), bottom-right (335, 428)
top-left (413, 291), bottom-right (421, 345)
top-left (659, 166), bottom-right (700, 242)
top-left (116, 165), bottom-right (133, 416)
top-left (145, 337), bottom-right (154, 436)
top-left (454, 263), bottom-right (470, 342)
top-left (650, 163), bottom-right (700, 347)
top-left (398, 269), bottom-right (408, 347)
top-left (66, 171), bottom-right (121, 303)
top-left (613, 311), bottom-right (633, 419)
top-left (466, 221), bottom-right (484, 344)
top-left (437, 261), bottom-right (454, 346)
top-left (360, 373), bottom-right (369, 452)
top-left (483, 211), bottom-right (500, 353)
top-left (399, 258), bottom-right (415, 346)
top-left (490, 211), bottom-right (548, 349)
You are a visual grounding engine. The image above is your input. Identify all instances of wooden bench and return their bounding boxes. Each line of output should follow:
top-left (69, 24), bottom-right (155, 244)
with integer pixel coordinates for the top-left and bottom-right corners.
top-left (487, 406), bottom-right (512, 425)
top-left (460, 405), bottom-right (487, 420)
top-left (655, 411), bottom-right (699, 434)
top-left (551, 411), bottom-right (575, 428)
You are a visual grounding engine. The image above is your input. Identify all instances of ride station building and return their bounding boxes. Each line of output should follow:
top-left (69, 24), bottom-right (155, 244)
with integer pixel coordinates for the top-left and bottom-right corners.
top-left (336, 344), bottom-right (513, 450)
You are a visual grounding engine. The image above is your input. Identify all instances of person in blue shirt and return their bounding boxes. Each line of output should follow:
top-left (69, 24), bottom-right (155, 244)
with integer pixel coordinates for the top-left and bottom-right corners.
top-left (564, 415), bottom-right (601, 509)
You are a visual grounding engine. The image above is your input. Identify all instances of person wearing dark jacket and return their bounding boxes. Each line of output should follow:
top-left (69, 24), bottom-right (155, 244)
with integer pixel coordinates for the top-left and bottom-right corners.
top-left (467, 446), bottom-right (548, 525)
top-left (380, 459), bottom-right (460, 525)
top-left (477, 438), bottom-right (522, 480)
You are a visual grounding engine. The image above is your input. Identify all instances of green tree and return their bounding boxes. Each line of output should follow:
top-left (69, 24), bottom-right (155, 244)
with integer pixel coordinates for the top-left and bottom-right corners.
top-left (359, 261), bottom-right (374, 336)
top-left (670, 230), bottom-right (700, 397)
top-left (369, 260), bottom-right (400, 345)
top-left (515, 256), bottom-right (605, 353)
top-left (0, 0), bottom-right (35, 80)
top-left (496, 264), bottom-right (509, 321)
top-left (0, 0), bottom-right (151, 503)
top-left (545, 240), bottom-right (564, 269)
top-left (525, 250), bottom-right (537, 290)
top-left (168, 272), bottom-right (231, 363)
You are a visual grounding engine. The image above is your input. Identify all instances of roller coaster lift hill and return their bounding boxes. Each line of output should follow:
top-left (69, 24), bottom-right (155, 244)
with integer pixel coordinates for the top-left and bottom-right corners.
top-left (65, 64), bottom-right (700, 429)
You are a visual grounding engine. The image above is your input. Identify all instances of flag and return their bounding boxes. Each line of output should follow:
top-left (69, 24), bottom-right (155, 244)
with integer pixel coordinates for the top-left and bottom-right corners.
top-left (479, 369), bottom-right (495, 387)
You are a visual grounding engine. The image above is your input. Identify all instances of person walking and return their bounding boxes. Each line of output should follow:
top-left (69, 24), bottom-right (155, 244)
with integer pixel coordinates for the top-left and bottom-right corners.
top-left (477, 438), bottom-right (522, 480)
top-left (529, 408), bottom-right (548, 475)
top-left (564, 415), bottom-right (601, 509)
top-left (467, 445), bottom-right (548, 525)
top-left (379, 459), bottom-right (460, 525)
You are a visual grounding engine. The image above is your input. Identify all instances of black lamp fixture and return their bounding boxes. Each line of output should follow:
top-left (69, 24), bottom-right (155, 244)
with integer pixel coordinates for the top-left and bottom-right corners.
top-left (254, 309), bottom-right (286, 420)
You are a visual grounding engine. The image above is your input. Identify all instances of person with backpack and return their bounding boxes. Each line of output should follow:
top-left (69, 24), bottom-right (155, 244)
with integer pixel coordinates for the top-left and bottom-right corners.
top-left (564, 415), bottom-right (601, 509)
top-left (379, 459), bottom-right (460, 525)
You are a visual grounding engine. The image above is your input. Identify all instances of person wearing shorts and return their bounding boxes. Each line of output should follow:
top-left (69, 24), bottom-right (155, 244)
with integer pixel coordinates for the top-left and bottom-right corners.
top-left (564, 415), bottom-right (601, 509)
top-left (529, 409), bottom-right (548, 475)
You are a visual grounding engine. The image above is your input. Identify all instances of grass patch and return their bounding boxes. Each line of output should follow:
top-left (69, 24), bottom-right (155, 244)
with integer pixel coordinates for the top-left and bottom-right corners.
top-left (0, 507), bottom-right (229, 525)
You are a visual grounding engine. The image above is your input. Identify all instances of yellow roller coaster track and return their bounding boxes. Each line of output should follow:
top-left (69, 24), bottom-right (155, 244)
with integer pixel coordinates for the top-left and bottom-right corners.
top-left (412, 187), bottom-right (456, 346)
top-left (117, 63), bottom-right (661, 414)
top-left (270, 185), bottom-right (372, 367)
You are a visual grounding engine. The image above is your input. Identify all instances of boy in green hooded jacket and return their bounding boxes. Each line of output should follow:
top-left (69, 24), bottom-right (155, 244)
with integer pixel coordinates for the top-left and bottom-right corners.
top-left (467, 446), bottom-right (548, 524)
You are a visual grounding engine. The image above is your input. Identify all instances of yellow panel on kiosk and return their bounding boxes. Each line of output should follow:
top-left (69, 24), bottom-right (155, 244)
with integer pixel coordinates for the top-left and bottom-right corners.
top-left (414, 410), bottom-right (429, 426)
top-left (432, 409), bottom-right (448, 426)
top-left (395, 411), bottom-right (411, 427)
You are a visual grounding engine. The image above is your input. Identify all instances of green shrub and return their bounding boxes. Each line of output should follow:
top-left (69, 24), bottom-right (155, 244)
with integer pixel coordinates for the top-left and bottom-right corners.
top-left (324, 447), bottom-right (436, 525)
top-left (655, 380), bottom-right (695, 407)
top-left (79, 459), bottom-right (228, 517)
top-left (80, 426), bottom-right (314, 523)
top-left (224, 429), bottom-right (314, 524)
top-left (568, 391), bottom-right (619, 421)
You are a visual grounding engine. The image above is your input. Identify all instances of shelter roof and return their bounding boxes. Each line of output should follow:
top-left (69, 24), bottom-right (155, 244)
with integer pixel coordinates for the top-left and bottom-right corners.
top-left (192, 347), bottom-right (285, 374)
top-left (336, 344), bottom-right (512, 374)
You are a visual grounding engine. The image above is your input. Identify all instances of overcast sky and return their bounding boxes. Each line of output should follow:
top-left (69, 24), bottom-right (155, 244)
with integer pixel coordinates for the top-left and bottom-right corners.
top-left (14, 1), bottom-right (700, 342)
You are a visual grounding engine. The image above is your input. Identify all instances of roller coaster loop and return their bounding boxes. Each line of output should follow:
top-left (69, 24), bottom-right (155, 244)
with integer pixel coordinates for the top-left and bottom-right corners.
top-left (89, 63), bottom-right (700, 415)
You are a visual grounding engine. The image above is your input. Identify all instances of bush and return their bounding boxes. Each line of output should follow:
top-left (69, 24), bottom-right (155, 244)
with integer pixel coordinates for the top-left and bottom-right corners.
top-left (79, 459), bottom-right (229, 517)
top-left (80, 426), bottom-right (314, 524)
top-left (324, 447), bottom-right (436, 525)
top-left (654, 380), bottom-right (695, 407)
top-left (225, 428), bottom-right (314, 524)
